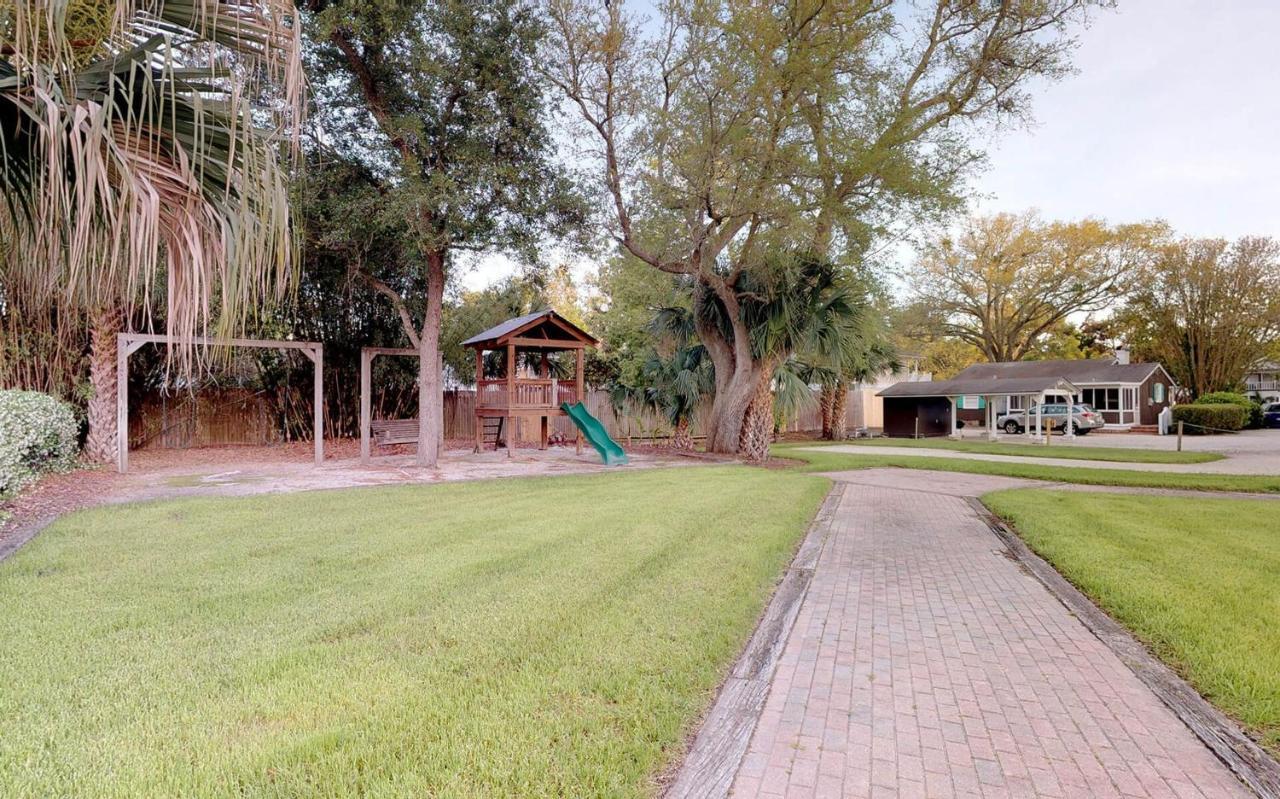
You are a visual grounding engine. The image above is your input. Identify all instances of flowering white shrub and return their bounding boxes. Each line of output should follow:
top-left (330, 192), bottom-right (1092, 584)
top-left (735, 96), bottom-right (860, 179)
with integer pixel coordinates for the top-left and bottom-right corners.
top-left (0, 390), bottom-right (80, 500)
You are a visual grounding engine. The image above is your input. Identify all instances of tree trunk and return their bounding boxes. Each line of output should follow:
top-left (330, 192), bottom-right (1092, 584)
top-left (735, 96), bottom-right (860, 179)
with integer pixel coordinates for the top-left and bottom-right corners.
top-left (738, 370), bottom-right (775, 462)
top-left (693, 292), bottom-right (762, 455)
top-left (672, 416), bottom-right (692, 450)
top-left (819, 384), bottom-right (836, 439)
top-left (85, 306), bottom-right (124, 463)
top-left (830, 380), bottom-right (848, 441)
top-left (416, 251), bottom-right (446, 468)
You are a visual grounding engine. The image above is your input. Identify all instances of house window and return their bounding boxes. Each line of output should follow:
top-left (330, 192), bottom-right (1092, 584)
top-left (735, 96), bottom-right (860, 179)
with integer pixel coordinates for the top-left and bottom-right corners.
top-left (1152, 382), bottom-right (1166, 403)
top-left (1081, 388), bottom-right (1120, 411)
top-left (958, 395), bottom-right (983, 410)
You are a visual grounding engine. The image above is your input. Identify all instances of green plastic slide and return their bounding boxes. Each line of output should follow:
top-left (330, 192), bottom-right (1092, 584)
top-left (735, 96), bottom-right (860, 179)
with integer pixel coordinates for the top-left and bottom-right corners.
top-left (561, 402), bottom-right (629, 465)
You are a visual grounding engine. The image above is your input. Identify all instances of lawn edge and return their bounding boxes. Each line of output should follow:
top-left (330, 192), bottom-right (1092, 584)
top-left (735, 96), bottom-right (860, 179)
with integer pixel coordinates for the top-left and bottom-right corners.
top-left (775, 447), bottom-right (1280, 494)
top-left (662, 481), bottom-right (844, 799)
top-left (968, 496), bottom-right (1280, 799)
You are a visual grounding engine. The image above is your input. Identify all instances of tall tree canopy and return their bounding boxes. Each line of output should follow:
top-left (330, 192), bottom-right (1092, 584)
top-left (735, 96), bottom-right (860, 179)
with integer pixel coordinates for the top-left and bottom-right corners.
top-left (303, 0), bottom-right (582, 466)
top-left (1119, 237), bottom-right (1280, 397)
top-left (1, 0), bottom-right (304, 461)
top-left (545, 0), bottom-right (1106, 456)
top-left (909, 212), bottom-right (1163, 362)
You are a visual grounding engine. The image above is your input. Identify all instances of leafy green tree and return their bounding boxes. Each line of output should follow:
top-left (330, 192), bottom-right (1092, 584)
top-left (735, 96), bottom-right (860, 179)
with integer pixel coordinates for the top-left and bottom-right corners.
top-left (909, 213), bottom-right (1164, 362)
top-left (587, 252), bottom-right (687, 389)
top-left (304, 0), bottom-right (583, 466)
top-left (1119, 237), bottom-right (1280, 396)
top-left (1, 0), bottom-right (303, 461)
top-left (545, 0), bottom-right (1106, 456)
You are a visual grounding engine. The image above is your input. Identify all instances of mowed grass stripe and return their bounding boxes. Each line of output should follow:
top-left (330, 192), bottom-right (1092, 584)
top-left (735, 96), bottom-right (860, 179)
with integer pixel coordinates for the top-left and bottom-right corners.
top-left (0, 467), bottom-right (828, 798)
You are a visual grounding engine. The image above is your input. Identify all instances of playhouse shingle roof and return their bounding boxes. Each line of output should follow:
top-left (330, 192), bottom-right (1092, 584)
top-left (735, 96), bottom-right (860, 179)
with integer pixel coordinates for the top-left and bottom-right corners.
top-left (460, 309), bottom-right (598, 349)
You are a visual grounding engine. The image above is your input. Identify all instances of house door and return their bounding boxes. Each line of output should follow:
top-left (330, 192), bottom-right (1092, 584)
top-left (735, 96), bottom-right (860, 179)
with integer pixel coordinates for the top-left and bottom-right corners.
top-left (1122, 387), bottom-right (1138, 425)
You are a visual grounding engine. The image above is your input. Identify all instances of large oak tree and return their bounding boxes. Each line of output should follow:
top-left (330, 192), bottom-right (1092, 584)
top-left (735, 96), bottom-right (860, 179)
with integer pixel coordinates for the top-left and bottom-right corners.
top-left (909, 212), bottom-right (1163, 362)
top-left (304, 0), bottom-right (581, 466)
top-left (544, 0), bottom-right (1107, 457)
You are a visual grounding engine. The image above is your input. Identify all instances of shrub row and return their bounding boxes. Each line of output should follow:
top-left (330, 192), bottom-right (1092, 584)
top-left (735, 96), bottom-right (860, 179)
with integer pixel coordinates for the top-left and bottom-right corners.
top-left (1171, 403), bottom-right (1247, 434)
top-left (1195, 391), bottom-right (1265, 429)
top-left (0, 390), bottom-right (80, 500)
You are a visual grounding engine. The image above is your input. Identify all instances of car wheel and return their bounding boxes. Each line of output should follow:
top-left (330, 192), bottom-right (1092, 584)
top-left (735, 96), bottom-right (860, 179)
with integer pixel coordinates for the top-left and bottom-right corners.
top-left (1003, 420), bottom-right (1020, 434)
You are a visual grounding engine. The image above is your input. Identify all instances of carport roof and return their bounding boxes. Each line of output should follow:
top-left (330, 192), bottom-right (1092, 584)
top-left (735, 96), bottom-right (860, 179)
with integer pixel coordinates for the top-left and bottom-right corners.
top-left (877, 376), bottom-right (1080, 398)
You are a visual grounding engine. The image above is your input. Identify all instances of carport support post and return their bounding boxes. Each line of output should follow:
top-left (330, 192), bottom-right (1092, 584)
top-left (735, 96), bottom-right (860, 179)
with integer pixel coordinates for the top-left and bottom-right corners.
top-left (986, 396), bottom-right (997, 441)
top-left (949, 396), bottom-right (958, 439)
top-left (1036, 392), bottom-right (1045, 442)
top-left (1065, 390), bottom-right (1075, 440)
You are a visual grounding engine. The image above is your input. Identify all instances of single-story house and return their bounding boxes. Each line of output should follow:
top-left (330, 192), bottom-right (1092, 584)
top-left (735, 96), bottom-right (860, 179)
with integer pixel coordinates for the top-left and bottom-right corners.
top-left (1245, 360), bottom-right (1279, 402)
top-left (951, 357), bottom-right (1176, 428)
top-left (877, 355), bottom-right (1177, 438)
top-left (880, 376), bottom-right (1082, 438)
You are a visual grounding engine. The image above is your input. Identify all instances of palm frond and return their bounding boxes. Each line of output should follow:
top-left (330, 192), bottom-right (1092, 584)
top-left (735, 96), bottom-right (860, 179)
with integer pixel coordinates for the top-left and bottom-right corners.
top-left (0, 0), bottom-right (303, 371)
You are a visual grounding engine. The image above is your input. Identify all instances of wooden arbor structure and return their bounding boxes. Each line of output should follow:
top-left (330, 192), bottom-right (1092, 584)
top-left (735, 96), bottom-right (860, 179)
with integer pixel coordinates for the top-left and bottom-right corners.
top-left (116, 333), bottom-right (324, 473)
top-left (461, 309), bottom-right (598, 455)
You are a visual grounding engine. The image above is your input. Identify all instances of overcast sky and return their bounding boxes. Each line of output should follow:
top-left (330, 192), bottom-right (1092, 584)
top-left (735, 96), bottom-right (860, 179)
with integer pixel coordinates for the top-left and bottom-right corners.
top-left (460, 0), bottom-right (1280, 291)
top-left (971, 0), bottom-right (1280, 239)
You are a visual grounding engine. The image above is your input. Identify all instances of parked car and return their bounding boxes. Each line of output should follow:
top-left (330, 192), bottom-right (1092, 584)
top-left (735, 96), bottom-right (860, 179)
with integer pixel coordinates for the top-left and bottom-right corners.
top-left (1264, 402), bottom-right (1280, 429)
top-left (995, 403), bottom-right (1106, 435)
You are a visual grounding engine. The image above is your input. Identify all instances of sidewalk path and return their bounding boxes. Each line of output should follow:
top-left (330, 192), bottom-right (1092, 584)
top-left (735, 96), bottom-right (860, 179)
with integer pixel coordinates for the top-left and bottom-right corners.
top-left (807, 443), bottom-right (1280, 475)
top-left (720, 469), bottom-right (1252, 798)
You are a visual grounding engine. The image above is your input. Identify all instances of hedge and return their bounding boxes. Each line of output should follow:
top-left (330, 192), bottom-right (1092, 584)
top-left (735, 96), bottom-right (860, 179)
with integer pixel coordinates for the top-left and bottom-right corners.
top-left (0, 390), bottom-right (80, 500)
top-left (1195, 392), bottom-right (1264, 429)
top-left (1196, 391), bottom-right (1251, 406)
top-left (1171, 403), bottom-right (1247, 434)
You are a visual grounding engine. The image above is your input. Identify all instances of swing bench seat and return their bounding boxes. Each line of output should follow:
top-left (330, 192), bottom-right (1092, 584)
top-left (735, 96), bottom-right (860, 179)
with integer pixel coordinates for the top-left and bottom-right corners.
top-left (370, 419), bottom-right (421, 446)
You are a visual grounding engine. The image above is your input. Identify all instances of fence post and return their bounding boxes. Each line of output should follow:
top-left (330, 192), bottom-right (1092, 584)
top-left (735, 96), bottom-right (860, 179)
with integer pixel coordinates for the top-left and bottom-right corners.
top-left (1177, 420), bottom-right (1184, 452)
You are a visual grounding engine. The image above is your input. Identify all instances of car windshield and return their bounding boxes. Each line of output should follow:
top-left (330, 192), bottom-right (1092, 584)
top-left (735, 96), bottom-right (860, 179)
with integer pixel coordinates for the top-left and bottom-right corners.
top-left (1075, 404), bottom-right (1096, 412)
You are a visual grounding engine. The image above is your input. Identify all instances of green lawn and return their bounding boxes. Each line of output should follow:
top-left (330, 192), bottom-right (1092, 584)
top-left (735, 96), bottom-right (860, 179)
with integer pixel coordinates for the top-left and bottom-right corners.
top-left (833, 436), bottom-right (1221, 464)
top-left (773, 443), bottom-right (1280, 494)
top-left (983, 490), bottom-right (1280, 755)
top-left (0, 467), bottom-right (827, 798)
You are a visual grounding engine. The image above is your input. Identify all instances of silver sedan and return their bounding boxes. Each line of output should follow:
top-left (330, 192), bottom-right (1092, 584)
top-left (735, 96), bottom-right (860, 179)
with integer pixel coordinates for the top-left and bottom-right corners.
top-left (995, 403), bottom-right (1106, 435)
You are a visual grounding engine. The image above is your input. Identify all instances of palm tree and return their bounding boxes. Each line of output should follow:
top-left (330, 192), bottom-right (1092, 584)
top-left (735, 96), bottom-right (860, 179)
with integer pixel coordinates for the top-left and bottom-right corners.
top-left (708, 252), bottom-right (867, 460)
top-left (609, 307), bottom-right (713, 451)
top-left (1, 0), bottom-right (303, 461)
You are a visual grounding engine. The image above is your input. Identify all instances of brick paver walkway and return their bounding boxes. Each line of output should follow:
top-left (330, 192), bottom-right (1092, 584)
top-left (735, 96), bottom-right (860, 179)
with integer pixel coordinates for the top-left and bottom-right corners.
top-left (729, 474), bottom-right (1251, 798)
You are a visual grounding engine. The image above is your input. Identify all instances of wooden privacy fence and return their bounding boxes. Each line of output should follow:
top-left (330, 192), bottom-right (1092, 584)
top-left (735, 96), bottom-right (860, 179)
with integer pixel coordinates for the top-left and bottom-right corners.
top-left (129, 389), bottom-right (283, 449)
top-left (131, 386), bottom-right (862, 450)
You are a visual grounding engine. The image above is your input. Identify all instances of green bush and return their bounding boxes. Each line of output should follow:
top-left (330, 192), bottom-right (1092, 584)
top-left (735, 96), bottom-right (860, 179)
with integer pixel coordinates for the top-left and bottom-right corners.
top-left (1172, 403), bottom-right (1247, 434)
top-left (1196, 391), bottom-right (1249, 405)
top-left (1195, 392), bottom-right (1264, 428)
top-left (0, 390), bottom-right (80, 500)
